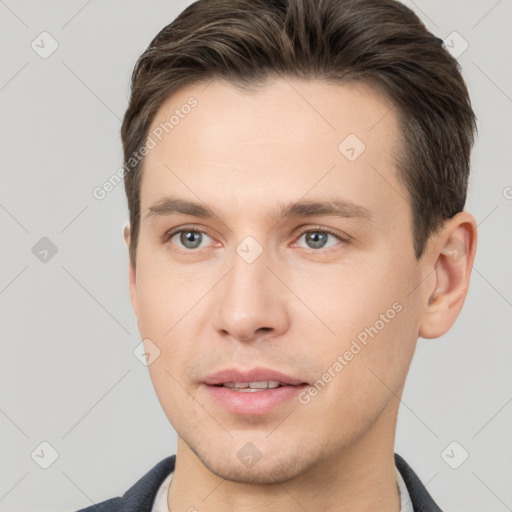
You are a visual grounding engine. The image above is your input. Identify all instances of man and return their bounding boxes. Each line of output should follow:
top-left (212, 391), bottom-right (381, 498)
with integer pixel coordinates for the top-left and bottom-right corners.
top-left (77, 0), bottom-right (477, 510)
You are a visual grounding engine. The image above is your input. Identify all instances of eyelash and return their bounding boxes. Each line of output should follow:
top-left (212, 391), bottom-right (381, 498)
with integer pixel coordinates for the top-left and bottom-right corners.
top-left (163, 224), bottom-right (348, 251)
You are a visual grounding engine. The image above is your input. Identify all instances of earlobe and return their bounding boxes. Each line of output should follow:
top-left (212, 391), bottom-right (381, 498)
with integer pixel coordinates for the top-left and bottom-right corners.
top-left (419, 212), bottom-right (478, 339)
top-left (123, 223), bottom-right (131, 248)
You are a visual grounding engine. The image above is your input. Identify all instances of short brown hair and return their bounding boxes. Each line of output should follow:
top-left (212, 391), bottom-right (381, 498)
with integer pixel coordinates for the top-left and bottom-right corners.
top-left (121, 0), bottom-right (477, 266)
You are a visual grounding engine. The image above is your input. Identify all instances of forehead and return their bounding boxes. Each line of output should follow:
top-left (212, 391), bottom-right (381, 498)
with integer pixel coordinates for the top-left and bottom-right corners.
top-left (139, 77), bottom-right (408, 225)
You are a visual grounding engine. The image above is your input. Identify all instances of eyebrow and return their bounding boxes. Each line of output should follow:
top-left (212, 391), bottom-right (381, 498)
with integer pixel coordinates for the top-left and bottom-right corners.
top-left (145, 196), bottom-right (373, 224)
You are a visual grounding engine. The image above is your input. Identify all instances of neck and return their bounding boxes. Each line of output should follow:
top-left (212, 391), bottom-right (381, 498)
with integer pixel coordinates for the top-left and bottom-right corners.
top-left (168, 401), bottom-right (401, 512)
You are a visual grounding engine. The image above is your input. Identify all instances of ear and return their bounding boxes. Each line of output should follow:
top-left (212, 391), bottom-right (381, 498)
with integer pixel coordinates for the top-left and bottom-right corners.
top-left (419, 211), bottom-right (478, 339)
top-left (123, 223), bottom-right (138, 318)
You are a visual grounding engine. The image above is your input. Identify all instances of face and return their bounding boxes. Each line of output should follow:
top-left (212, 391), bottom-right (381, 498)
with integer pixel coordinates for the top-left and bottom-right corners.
top-left (127, 78), bottom-right (430, 483)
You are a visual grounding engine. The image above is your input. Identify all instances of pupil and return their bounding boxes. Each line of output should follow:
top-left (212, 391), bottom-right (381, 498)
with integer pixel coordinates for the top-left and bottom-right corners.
top-left (307, 231), bottom-right (326, 249)
top-left (181, 231), bottom-right (201, 248)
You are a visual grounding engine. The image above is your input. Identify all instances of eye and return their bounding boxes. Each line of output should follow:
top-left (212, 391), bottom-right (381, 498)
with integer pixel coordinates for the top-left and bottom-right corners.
top-left (166, 228), bottom-right (214, 250)
top-left (294, 228), bottom-right (345, 250)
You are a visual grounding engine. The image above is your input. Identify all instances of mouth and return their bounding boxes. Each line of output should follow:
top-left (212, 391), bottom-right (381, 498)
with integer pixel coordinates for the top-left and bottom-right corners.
top-left (214, 380), bottom-right (295, 392)
top-left (201, 368), bottom-right (309, 415)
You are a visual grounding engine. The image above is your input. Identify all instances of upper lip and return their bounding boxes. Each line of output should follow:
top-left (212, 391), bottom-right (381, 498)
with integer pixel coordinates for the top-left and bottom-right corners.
top-left (203, 367), bottom-right (307, 386)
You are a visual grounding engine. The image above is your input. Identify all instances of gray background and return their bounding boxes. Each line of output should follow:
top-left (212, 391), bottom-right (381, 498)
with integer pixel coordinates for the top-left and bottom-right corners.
top-left (1, 1), bottom-right (511, 511)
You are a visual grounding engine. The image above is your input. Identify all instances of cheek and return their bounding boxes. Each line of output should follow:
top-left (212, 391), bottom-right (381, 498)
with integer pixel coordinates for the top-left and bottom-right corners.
top-left (146, 359), bottom-right (200, 435)
top-left (134, 254), bottom-right (209, 403)
top-left (311, 268), bottom-right (397, 340)
top-left (134, 253), bottom-right (206, 339)
top-left (299, 303), bottom-right (417, 440)
top-left (310, 259), bottom-right (420, 394)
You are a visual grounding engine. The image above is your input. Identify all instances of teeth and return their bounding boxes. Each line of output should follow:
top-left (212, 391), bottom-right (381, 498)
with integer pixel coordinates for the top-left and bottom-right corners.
top-left (249, 381), bottom-right (270, 389)
top-left (223, 380), bottom-right (282, 390)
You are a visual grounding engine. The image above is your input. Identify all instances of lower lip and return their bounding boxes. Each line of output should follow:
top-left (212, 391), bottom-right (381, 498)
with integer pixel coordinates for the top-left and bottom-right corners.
top-left (203, 384), bottom-right (308, 415)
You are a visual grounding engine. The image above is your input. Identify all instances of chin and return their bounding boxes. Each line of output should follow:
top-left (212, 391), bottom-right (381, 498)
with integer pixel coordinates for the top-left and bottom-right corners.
top-left (203, 452), bottom-right (311, 484)
top-left (186, 434), bottom-right (324, 485)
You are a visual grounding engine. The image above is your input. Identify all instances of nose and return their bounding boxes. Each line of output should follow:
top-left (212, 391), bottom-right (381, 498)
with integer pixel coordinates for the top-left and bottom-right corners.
top-left (212, 244), bottom-right (290, 343)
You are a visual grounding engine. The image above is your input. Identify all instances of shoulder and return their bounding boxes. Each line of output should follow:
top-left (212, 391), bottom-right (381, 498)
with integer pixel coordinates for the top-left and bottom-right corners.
top-left (73, 455), bottom-right (176, 512)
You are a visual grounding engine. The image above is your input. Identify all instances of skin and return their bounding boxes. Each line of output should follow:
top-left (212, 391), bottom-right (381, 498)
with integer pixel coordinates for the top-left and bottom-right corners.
top-left (123, 78), bottom-right (477, 512)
